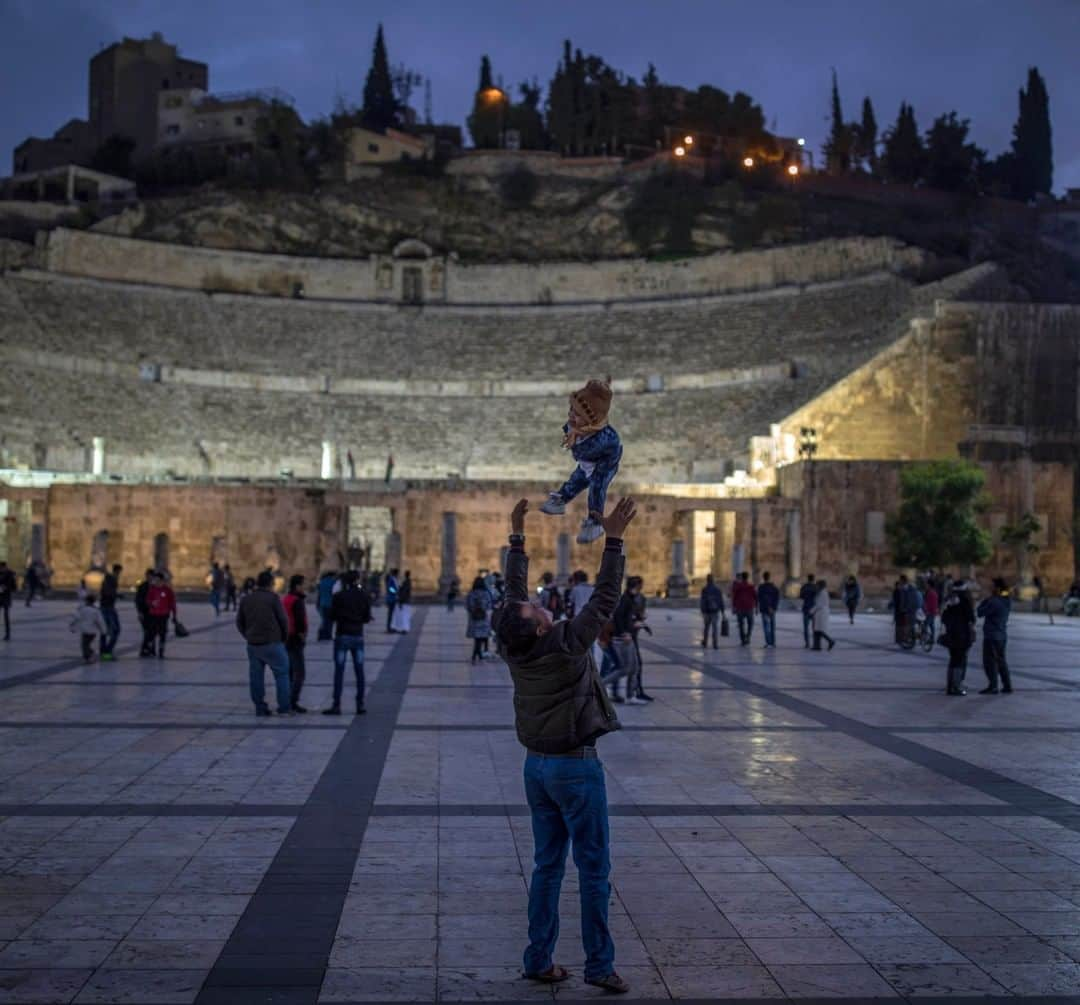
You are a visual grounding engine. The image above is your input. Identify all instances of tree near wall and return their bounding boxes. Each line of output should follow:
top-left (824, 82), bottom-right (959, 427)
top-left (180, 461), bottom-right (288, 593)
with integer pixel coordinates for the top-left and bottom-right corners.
top-left (362, 24), bottom-right (398, 132)
top-left (924, 111), bottom-right (986, 193)
top-left (886, 460), bottom-right (992, 571)
top-left (823, 70), bottom-right (853, 174)
top-left (1010, 66), bottom-right (1053, 201)
top-left (467, 55), bottom-right (505, 148)
top-left (853, 97), bottom-right (877, 173)
top-left (998, 512), bottom-right (1041, 583)
top-left (881, 101), bottom-right (925, 184)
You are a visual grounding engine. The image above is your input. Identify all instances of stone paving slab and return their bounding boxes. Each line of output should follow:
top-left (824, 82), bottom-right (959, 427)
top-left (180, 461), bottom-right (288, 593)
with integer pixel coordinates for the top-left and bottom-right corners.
top-left (2, 601), bottom-right (1080, 1001)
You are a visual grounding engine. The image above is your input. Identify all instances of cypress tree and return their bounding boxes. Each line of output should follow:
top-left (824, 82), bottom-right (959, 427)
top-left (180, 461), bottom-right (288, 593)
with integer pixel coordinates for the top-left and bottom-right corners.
top-left (478, 55), bottom-right (494, 92)
top-left (362, 24), bottom-right (397, 132)
top-left (1011, 66), bottom-right (1053, 199)
top-left (824, 69), bottom-right (852, 173)
top-left (882, 102), bottom-right (924, 184)
top-left (856, 96), bottom-right (878, 173)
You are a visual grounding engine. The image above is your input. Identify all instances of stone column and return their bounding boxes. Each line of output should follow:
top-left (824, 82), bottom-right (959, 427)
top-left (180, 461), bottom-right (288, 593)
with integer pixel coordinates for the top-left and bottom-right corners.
top-left (1018, 446), bottom-right (1037, 599)
top-left (29, 524), bottom-right (45, 566)
top-left (784, 510), bottom-right (802, 598)
top-left (556, 533), bottom-right (571, 587)
top-left (667, 539), bottom-right (689, 598)
top-left (385, 530), bottom-right (402, 574)
top-left (438, 512), bottom-right (458, 598)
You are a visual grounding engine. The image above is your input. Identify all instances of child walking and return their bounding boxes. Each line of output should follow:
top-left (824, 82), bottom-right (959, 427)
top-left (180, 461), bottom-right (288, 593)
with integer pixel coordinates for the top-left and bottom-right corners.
top-left (71, 594), bottom-right (108, 663)
top-left (540, 378), bottom-right (622, 544)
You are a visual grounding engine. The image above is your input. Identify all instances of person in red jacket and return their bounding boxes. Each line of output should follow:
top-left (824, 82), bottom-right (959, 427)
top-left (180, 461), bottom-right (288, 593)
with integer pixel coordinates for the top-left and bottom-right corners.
top-left (731, 571), bottom-right (758, 647)
top-left (143, 572), bottom-right (178, 659)
top-left (281, 574), bottom-right (308, 713)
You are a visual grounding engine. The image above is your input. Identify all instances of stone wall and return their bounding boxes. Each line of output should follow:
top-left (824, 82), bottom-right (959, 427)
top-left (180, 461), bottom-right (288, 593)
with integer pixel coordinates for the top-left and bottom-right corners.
top-left (779, 460), bottom-right (1076, 594)
top-left (2, 479), bottom-right (793, 594)
top-left (36, 228), bottom-right (927, 305)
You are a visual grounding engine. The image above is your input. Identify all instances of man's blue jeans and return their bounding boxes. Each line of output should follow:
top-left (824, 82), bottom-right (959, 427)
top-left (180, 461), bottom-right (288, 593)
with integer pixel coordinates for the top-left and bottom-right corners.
top-left (333, 634), bottom-right (366, 707)
top-left (761, 611), bottom-right (776, 646)
top-left (802, 611), bottom-right (814, 646)
top-left (100, 608), bottom-right (120, 654)
top-left (247, 642), bottom-right (291, 712)
top-left (522, 753), bottom-right (614, 982)
top-left (736, 611), bottom-right (754, 644)
top-left (209, 589), bottom-right (221, 615)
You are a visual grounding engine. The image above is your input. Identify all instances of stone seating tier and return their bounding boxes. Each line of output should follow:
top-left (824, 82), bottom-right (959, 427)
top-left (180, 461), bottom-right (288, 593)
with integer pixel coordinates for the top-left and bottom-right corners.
top-left (1, 271), bottom-right (914, 383)
top-left (0, 360), bottom-right (836, 482)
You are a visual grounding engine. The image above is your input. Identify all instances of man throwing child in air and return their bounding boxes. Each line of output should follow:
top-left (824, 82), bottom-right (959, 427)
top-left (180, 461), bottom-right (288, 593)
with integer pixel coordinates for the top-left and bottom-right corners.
top-left (495, 495), bottom-right (637, 994)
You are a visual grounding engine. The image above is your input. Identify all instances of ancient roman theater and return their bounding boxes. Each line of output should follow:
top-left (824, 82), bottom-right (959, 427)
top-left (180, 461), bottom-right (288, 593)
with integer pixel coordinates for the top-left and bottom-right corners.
top-left (1, 227), bottom-right (1078, 594)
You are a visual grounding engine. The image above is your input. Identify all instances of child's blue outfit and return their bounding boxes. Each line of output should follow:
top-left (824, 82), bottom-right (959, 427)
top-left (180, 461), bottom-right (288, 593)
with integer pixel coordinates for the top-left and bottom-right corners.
top-left (556, 424), bottom-right (622, 516)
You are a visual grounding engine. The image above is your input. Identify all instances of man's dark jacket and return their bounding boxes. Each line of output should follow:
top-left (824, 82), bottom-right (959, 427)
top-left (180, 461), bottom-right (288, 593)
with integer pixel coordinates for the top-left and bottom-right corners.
top-left (331, 586), bottom-right (372, 636)
top-left (236, 589), bottom-right (288, 645)
top-left (504, 540), bottom-right (622, 754)
top-left (99, 572), bottom-right (119, 610)
top-left (800, 581), bottom-right (817, 614)
top-left (700, 583), bottom-right (724, 614)
top-left (976, 594), bottom-right (1011, 642)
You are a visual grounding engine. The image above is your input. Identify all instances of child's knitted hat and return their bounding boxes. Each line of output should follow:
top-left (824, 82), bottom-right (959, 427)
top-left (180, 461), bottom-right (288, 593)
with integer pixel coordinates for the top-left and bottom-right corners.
top-left (569, 378), bottom-right (612, 428)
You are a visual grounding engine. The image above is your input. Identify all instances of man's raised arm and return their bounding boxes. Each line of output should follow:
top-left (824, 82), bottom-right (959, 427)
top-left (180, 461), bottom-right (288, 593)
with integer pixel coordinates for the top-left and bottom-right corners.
top-left (504, 498), bottom-right (531, 604)
top-left (567, 498), bottom-right (637, 652)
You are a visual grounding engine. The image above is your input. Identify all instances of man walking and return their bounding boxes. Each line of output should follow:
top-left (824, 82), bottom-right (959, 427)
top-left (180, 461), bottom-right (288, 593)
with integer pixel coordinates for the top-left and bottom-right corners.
top-left (224, 564), bottom-right (238, 611)
top-left (325, 570), bottom-right (372, 715)
top-left (699, 574), bottom-right (724, 649)
top-left (0, 561), bottom-right (16, 640)
top-left (977, 577), bottom-right (1013, 694)
top-left (758, 570), bottom-right (780, 648)
top-left (385, 568), bottom-right (399, 633)
top-left (282, 574), bottom-right (308, 713)
top-left (99, 563), bottom-right (122, 661)
top-left (237, 570), bottom-right (291, 716)
top-left (611, 577), bottom-right (645, 705)
top-left (143, 572), bottom-right (177, 659)
top-left (209, 562), bottom-right (225, 616)
top-left (799, 574), bottom-right (817, 647)
top-left (494, 497), bottom-right (635, 994)
top-left (135, 568), bottom-right (154, 655)
top-left (731, 571), bottom-right (757, 646)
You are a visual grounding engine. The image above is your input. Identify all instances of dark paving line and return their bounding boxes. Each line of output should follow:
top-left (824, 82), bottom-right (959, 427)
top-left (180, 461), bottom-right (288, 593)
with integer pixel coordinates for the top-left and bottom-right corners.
top-left (0, 803), bottom-right (304, 817)
top-left (0, 618), bottom-right (229, 691)
top-left (326, 998), bottom-right (1080, 1005)
top-left (390, 723), bottom-right (828, 732)
top-left (644, 638), bottom-right (1080, 829)
top-left (195, 610), bottom-right (425, 1005)
top-left (0, 721), bottom-right (350, 730)
top-left (369, 803), bottom-right (1032, 818)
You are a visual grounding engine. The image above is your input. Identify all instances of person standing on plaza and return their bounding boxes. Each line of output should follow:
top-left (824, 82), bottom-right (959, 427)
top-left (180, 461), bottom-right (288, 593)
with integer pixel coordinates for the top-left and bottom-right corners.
top-left (391, 570), bottom-right (413, 633)
top-left (446, 575), bottom-right (460, 613)
top-left (98, 564), bottom-right (122, 661)
top-left (977, 577), bottom-right (1013, 694)
top-left (223, 564), bottom-right (238, 611)
top-left (610, 577), bottom-right (645, 705)
top-left (699, 574), bottom-right (725, 649)
top-left (24, 562), bottom-right (41, 607)
top-left (940, 580), bottom-right (975, 696)
top-left (466, 576), bottom-right (493, 663)
top-left (237, 570), bottom-right (291, 716)
top-left (71, 594), bottom-right (107, 663)
top-left (923, 579), bottom-right (940, 637)
top-left (842, 575), bottom-right (862, 625)
top-left (144, 572), bottom-right (177, 659)
top-left (282, 574), bottom-right (308, 713)
top-left (134, 568), bottom-right (154, 655)
top-left (731, 571), bottom-right (757, 646)
top-left (316, 569), bottom-right (337, 641)
top-left (811, 579), bottom-right (836, 651)
top-left (325, 569), bottom-right (372, 715)
top-left (628, 577), bottom-right (653, 701)
top-left (495, 497), bottom-right (634, 994)
top-left (385, 568), bottom-right (399, 633)
top-left (208, 561), bottom-right (225, 616)
top-left (569, 571), bottom-right (593, 620)
top-left (758, 571), bottom-right (780, 648)
top-left (0, 561), bottom-right (16, 640)
top-left (799, 574), bottom-right (817, 647)
top-left (539, 572), bottom-right (564, 621)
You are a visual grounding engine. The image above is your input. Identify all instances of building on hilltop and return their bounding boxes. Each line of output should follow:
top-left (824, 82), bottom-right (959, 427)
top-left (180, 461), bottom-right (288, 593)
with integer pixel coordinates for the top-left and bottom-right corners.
top-left (11, 32), bottom-right (208, 175)
top-left (344, 127), bottom-right (433, 177)
top-left (156, 88), bottom-right (299, 159)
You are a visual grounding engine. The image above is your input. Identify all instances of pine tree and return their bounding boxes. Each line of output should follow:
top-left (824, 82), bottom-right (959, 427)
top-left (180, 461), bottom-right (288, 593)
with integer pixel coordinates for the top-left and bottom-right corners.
top-left (855, 97), bottom-right (877, 173)
top-left (361, 24), bottom-right (397, 133)
top-left (924, 111), bottom-right (985, 193)
top-left (478, 55), bottom-right (494, 92)
top-left (467, 55), bottom-right (505, 148)
top-left (823, 69), bottom-right (852, 173)
top-left (881, 102), bottom-right (924, 184)
top-left (1010, 66), bottom-right (1053, 200)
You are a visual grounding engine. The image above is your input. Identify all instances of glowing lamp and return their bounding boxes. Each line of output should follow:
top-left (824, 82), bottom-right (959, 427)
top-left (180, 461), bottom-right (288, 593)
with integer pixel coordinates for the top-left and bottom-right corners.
top-left (787, 164), bottom-right (799, 176)
top-left (742, 156), bottom-right (754, 168)
top-left (797, 137), bottom-right (806, 146)
top-left (674, 146), bottom-right (686, 157)
top-left (683, 135), bottom-right (694, 145)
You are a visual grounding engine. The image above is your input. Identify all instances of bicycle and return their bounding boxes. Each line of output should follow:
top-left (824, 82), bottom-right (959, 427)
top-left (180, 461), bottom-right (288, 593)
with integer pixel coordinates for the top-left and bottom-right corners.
top-left (898, 612), bottom-right (935, 653)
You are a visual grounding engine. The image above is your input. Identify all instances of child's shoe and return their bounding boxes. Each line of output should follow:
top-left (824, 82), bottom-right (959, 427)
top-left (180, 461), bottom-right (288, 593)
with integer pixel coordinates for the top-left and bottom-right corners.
top-left (539, 493), bottom-right (566, 516)
top-left (576, 517), bottom-right (603, 544)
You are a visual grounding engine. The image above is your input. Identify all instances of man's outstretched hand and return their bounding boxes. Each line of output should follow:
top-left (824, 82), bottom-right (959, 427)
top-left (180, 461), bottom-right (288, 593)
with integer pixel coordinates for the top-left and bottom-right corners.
top-left (593, 497), bottom-right (637, 539)
top-left (511, 498), bottom-right (529, 536)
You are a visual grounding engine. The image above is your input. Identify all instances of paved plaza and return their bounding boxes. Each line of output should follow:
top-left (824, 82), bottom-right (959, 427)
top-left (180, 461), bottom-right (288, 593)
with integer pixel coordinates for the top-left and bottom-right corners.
top-left (1, 600), bottom-right (1080, 1002)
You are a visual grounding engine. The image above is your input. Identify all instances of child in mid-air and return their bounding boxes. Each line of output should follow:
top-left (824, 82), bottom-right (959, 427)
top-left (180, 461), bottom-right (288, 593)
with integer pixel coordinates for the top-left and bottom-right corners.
top-left (540, 378), bottom-right (622, 543)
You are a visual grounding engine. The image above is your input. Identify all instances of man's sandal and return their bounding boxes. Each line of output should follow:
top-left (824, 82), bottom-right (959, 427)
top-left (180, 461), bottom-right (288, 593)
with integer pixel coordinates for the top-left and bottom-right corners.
top-left (524, 965), bottom-right (570, 983)
top-left (585, 972), bottom-right (631, 993)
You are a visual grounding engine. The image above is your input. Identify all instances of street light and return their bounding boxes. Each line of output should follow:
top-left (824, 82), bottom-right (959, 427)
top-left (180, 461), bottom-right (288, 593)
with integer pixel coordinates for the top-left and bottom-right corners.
top-left (683, 135), bottom-right (694, 146)
top-left (674, 145), bottom-right (686, 157)
top-left (787, 164), bottom-right (799, 176)
top-left (797, 137), bottom-right (806, 147)
top-left (742, 156), bottom-right (754, 168)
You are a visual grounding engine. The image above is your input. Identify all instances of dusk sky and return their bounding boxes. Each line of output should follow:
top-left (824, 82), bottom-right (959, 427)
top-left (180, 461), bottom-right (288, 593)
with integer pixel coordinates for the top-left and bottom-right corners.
top-left (2, 0), bottom-right (1078, 192)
